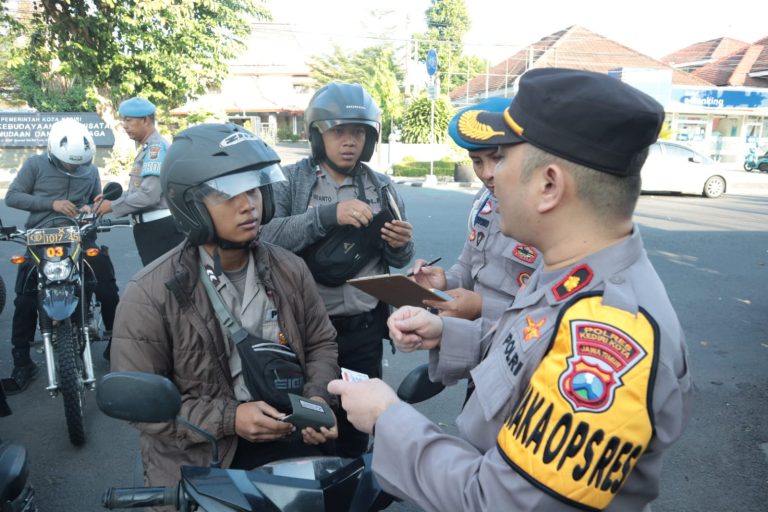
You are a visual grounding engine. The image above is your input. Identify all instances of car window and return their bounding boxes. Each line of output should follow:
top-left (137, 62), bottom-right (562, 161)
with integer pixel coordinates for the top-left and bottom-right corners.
top-left (664, 144), bottom-right (696, 161)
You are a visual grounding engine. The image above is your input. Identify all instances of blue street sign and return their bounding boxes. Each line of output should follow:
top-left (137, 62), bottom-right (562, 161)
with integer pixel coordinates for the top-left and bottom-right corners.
top-left (426, 48), bottom-right (438, 76)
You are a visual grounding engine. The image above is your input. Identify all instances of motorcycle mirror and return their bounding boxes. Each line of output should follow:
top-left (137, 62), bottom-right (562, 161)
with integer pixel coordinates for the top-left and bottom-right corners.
top-left (97, 372), bottom-right (181, 422)
top-left (101, 182), bottom-right (123, 201)
top-left (396, 363), bottom-right (445, 404)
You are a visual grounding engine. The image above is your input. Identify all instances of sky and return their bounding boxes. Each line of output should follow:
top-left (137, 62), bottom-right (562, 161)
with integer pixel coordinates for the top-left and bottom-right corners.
top-left (268, 0), bottom-right (765, 64)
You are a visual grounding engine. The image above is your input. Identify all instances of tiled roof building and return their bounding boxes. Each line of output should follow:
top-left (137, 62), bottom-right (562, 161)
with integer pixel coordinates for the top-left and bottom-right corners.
top-left (449, 25), bottom-right (710, 105)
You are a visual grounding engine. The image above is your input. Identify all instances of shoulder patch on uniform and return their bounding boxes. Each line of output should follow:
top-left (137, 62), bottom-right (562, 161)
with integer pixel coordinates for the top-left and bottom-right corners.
top-left (497, 293), bottom-right (658, 511)
top-left (141, 143), bottom-right (166, 177)
top-left (512, 244), bottom-right (537, 264)
top-left (552, 264), bottom-right (593, 301)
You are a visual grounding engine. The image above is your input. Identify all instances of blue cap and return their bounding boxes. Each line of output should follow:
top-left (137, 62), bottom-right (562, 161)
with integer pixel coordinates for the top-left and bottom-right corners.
top-left (448, 97), bottom-right (512, 150)
top-left (118, 97), bottom-right (156, 118)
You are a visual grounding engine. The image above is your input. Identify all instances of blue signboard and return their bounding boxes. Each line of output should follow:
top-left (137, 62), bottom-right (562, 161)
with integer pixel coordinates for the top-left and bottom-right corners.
top-left (670, 87), bottom-right (768, 109)
top-left (426, 48), bottom-right (438, 76)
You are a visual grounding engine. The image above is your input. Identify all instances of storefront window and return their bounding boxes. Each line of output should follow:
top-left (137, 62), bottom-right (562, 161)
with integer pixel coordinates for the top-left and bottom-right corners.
top-left (676, 116), bottom-right (707, 142)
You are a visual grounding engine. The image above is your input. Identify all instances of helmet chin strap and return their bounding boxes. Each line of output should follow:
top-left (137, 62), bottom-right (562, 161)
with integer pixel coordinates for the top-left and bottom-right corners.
top-left (210, 235), bottom-right (258, 277)
top-left (324, 158), bottom-right (362, 176)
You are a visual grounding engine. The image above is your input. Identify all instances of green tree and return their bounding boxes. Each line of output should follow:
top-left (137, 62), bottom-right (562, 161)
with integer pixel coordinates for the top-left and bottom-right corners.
top-left (308, 44), bottom-right (404, 139)
top-left (413, 0), bottom-right (482, 92)
top-left (400, 94), bottom-right (453, 144)
top-left (3, 0), bottom-right (269, 121)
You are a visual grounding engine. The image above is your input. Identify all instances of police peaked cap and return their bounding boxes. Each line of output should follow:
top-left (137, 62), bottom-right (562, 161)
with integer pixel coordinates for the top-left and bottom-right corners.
top-left (456, 68), bottom-right (665, 176)
top-left (118, 97), bottom-right (157, 118)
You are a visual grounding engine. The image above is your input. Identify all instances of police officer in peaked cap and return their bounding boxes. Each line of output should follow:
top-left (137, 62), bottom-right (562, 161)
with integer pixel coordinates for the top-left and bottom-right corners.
top-left (329, 68), bottom-right (692, 512)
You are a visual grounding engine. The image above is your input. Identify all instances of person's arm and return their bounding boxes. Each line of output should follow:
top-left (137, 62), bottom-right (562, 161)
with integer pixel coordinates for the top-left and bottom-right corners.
top-left (427, 316), bottom-right (486, 384)
top-left (111, 282), bottom-right (239, 441)
top-left (109, 175), bottom-right (163, 217)
top-left (259, 164), bottom-right (337, 252)
top-left (444, 237), bottom-right (475, 290)
top-left (5, 159), bottom-right (53, 212)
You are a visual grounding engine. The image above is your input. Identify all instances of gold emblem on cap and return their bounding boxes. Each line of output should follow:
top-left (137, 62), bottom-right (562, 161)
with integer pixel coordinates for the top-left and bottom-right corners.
top-left (458, 111), bottom-right (504, 140)
top-left (503, 109), bottom-right (524, 136)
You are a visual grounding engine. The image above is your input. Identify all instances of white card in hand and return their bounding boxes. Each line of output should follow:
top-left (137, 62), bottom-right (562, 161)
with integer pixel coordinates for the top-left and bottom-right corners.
top-left (341, 367), bottom-right (370, 383)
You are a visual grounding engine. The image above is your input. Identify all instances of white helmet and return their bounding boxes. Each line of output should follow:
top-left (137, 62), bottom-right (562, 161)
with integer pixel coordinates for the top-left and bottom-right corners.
top-left (47, 118), bottom-right (95, 169)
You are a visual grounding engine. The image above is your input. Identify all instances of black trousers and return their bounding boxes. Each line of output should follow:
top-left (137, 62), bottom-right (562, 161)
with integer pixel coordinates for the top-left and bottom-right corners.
top-left (330, 301), bottom-right (389, 459)
top-left (132, 216), bottom-right (185, 267)
top-left (10, 248), bottom-right (119, 367)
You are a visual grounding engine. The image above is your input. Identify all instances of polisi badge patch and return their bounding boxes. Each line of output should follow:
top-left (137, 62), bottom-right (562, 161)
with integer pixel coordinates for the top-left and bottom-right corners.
top-left (558, 320), bottom-right (647, 413)
top-left (512, 244), bottom-right (537, 264)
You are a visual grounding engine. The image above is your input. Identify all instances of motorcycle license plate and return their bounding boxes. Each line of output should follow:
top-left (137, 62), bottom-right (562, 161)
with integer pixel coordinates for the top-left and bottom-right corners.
top-left (26, 227), bottom-right (80, 246)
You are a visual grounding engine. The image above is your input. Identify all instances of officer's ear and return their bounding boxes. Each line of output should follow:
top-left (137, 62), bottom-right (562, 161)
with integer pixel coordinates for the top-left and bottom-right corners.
top-left (535, 163), bottom-right (566, 214)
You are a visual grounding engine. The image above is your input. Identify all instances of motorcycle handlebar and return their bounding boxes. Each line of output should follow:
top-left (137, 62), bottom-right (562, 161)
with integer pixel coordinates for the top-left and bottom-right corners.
top-left (97, 218), bottom-right (132, 228)
top-left (102, 486), bottom-right (179, 509)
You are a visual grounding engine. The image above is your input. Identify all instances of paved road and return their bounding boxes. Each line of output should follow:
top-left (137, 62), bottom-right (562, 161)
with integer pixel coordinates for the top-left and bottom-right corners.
top-left (0, 188), bottom-right (766, 511)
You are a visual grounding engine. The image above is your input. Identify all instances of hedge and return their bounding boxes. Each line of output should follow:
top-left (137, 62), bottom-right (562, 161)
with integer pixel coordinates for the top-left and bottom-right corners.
top-left (392, 160), bottom-right (456, 177)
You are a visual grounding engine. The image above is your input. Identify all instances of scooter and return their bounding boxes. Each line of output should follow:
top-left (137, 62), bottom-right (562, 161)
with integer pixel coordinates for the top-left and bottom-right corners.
top-left (743, 146), bottom-right (768, 172)
top-left (98, 365), bottom-right (444, 511)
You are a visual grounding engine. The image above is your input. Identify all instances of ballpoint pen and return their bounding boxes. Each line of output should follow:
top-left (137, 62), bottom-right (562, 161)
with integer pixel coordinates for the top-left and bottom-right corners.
top-left (406, 257), bottom-right (442, 277)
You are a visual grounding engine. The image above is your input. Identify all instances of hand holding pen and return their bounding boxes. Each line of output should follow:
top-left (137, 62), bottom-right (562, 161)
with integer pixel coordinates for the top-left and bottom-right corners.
top-left (407, 257), bottom-right (446, 290)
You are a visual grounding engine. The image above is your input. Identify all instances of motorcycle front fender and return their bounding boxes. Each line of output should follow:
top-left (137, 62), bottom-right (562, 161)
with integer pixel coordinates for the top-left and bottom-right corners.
top-left (40, 285), bottom-right (79, 321)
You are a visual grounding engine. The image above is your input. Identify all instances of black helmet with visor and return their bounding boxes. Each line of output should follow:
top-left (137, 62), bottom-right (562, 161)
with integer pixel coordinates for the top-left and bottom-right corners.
top-left (161, 123), bottom-right (285, 247)
top-left (305, 82), bottom-right (381, 171)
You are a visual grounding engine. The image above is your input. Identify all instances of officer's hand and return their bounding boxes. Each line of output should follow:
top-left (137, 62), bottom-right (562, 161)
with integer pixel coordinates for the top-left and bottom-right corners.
top-left (300, 396), bottom-right (338, 445)
top-left (52, 199), bottom-right (79, 217)
top-left (327, 378), bottom-right (398, 434)
top-left (79, 205), bottom-right (92, 214)
top-left (381, 220), bottom-right (412, 249)
top-left (423, 288), bottom-right (483, 321)
top-left (235, 401), bottom-right (295, 443)
top-left (387, 306), bottom-right (443, 352)
top-left (409, 259), bottom-right (447, 290)
top-left (337, 199), bottom-right (372, 228)
top-left (94, 199), bottom-right (113, 216)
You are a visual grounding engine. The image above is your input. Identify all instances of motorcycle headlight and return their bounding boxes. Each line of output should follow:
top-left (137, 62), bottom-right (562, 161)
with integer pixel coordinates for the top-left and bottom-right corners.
top-left (42, 260), bottom-right (73, 282)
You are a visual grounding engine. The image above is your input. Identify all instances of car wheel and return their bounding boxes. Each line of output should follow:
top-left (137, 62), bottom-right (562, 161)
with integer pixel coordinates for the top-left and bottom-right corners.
top-left (703, 176), bottom-right (725, 198)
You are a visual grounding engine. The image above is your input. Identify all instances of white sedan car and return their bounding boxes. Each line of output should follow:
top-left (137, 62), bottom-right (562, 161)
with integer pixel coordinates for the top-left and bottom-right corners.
top-left (641, 141), bottom-right (729, 198)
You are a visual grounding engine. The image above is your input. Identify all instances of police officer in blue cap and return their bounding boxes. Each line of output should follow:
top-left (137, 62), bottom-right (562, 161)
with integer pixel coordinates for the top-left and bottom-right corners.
top-left (96, 96), bottom-right (184, 268)
top-left (411, 97), bottom-right (540, 329)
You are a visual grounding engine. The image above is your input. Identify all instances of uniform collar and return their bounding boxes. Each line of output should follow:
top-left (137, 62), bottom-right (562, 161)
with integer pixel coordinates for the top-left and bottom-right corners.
top-left (511, 225), bottom-right (645, 309)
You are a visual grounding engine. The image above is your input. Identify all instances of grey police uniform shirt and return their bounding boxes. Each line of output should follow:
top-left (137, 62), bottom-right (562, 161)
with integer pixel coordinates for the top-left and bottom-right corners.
top-left (445, 187), bottom-right (540, 325)
top-left (198, 247), bottom-right (281, 403)
top-left (5, 154), bottom-right (101, 228)
top-left (371, 226), bottom-right (693, 512)
top-left (111, 130), bottom-right (170, 217)
top-left (307, 167), bottom-right (386, 316)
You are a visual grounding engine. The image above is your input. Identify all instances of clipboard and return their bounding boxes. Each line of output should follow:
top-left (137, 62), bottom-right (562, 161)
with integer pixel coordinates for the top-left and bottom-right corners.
top-left (347, 274), bottom-right (450, 308)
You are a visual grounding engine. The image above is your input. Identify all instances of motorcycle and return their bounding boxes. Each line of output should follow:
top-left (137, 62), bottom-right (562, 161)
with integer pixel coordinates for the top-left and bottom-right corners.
top-left (0, 378), bottom-right (37, 511)
top-left (0, 182), bottom-right (130, 446)
top-left (97, 365), bottom-right (445, 511)
top-left (743, 146), bottom-right (768, 172)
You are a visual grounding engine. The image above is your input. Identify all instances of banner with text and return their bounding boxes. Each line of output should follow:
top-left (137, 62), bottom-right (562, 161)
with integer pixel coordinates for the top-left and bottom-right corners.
top-left (0, 112), bottom-right (115, 148)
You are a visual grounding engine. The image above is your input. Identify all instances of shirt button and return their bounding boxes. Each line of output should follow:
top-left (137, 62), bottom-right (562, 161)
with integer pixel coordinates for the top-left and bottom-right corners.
top-left (609, 276), bottom-right (625, 285)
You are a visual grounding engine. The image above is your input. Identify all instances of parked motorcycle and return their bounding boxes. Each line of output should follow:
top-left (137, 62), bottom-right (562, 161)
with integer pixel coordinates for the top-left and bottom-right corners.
top-left (98, 365), bottom-right (445, 511)
top-left (0, 182), bottom-right (130, 446)
top-left (743, 146), bottom-right (768, 172)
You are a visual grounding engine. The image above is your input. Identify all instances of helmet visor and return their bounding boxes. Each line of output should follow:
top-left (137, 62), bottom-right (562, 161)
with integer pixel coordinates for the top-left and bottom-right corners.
top-left (192, 164), bottom-right (286, 207)
top-left (313, 119), bottom-right (380, 134)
